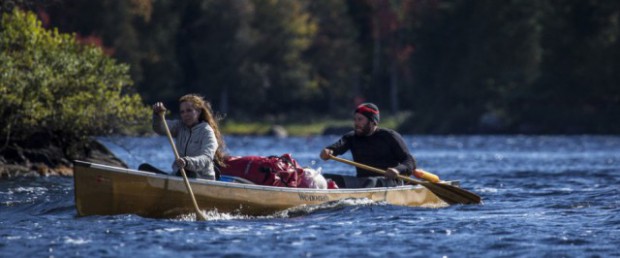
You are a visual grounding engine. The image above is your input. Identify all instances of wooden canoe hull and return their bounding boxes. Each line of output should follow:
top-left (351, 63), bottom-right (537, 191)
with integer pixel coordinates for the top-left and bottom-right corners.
top-left (73, 161), bottom-right (450, 218)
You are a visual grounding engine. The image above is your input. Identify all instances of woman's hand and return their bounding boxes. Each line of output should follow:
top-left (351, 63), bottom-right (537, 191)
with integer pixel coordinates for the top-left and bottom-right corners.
top-left (175, 157), bottom-right (187, 169)
top-left (153, 102), bottom-right (167, 115)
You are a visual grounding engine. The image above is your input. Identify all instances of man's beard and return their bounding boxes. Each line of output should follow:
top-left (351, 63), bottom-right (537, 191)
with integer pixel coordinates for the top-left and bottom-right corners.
top-left (355, 122), bottom-right (373, 136)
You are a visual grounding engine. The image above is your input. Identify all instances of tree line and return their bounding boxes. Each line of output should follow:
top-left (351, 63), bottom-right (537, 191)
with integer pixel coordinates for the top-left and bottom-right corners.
top-left (2, 0), bottom-right (620, 134)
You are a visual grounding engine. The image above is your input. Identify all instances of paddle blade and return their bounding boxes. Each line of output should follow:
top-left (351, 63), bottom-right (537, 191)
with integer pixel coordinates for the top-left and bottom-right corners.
top-left (421, 181), bottom-right (482, 205)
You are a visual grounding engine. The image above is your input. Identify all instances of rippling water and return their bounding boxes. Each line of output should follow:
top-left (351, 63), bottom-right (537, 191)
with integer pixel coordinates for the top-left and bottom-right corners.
top-left (1, 135), bottom-right (619, 257)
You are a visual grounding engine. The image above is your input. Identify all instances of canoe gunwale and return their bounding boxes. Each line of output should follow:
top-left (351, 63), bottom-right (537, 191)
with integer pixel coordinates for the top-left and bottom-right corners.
top-left (75, 160), bottom-right (446, 194)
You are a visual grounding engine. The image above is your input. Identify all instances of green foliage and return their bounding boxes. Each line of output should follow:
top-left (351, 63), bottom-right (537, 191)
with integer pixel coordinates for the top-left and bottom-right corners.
top-left (0, 9), bottom-right (150, 144)
top-left (133, 0), bottom-right (319, 117)
top-left (304, 1), bottom-right (363, 116)
top-left (395, 0), bottom-right (542, 133)
top-left (512, 0), bottom-right (620, 133)
top-left (236, 0), bottom-right (317, 114)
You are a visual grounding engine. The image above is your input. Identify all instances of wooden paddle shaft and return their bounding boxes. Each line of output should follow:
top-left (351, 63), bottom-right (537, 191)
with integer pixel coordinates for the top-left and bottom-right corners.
top-left (159, 113), bottom-right (207, 221)
top-left (328, 155), bottom-right (425, 185)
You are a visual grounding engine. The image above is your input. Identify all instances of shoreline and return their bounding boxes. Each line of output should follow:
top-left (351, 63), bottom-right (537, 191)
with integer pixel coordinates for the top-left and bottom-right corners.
top-left (0, 138), bottom-right (126, 179)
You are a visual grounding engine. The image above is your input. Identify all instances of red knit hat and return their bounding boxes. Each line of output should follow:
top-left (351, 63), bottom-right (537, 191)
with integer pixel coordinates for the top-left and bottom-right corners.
top-left (355, 103), bottom-right (380, 123)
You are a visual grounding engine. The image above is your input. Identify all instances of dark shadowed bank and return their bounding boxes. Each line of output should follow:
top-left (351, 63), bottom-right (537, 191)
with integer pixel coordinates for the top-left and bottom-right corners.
top-left (0, 135), bottom-right (126, 179)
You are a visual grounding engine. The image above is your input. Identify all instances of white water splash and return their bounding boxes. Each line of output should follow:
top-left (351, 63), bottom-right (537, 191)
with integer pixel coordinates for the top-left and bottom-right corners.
top-left (274, 198), bottom-right (380, 218)
top-left (170, 198), bottom-right (382, 221)
top-left (12, 187), bottom-right (48, 194)
top-left (173, 209), bottom-right (260, 221)
top-left (477, 187), bottom-right (498, 193)
top-left (215, 226), bottom-right (252, 235)
top-left (63, 237), bottom-right (91, 245)
top-left (154, 228), bottom-right (183, 233)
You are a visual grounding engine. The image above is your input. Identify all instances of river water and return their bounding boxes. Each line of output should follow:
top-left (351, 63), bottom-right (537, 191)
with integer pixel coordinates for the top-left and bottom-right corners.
top-left (1, 135), bottom-right (619, 257)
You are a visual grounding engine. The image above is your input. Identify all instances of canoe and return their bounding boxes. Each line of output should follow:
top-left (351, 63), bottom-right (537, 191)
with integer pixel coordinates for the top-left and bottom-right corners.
top-left (73, 160), bottom-right (457, 218)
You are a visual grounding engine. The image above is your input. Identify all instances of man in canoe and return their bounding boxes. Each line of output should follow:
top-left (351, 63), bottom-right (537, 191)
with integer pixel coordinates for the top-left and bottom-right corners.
top-left (147, 94), bottom-right (227, 180)
top-left (319, 103), bottom-right (416, 188)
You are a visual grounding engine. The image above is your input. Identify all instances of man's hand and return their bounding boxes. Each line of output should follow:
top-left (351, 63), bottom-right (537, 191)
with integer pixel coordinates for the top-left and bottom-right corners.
top-left (320, 148), bottom-right (333, 160)
top-left (385, 168), bottom-right (399, 179)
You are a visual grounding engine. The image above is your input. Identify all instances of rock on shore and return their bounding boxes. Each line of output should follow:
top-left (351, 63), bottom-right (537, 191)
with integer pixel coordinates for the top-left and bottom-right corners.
top-left (0, 137), bottom-right (126, 179)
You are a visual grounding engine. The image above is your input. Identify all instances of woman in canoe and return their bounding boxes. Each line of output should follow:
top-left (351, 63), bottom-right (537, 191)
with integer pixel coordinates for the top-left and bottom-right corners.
top-left (148, 94), bottom-right (227, 180)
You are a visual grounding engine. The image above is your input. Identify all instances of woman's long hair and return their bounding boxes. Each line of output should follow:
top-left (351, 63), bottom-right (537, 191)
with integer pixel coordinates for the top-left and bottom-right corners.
top-left (179, 94), bottom-right (227, 167)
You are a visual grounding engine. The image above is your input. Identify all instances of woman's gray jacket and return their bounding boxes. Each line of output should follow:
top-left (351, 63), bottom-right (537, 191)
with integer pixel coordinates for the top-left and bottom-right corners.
top-left (153, 116), bottom-right (218, 179)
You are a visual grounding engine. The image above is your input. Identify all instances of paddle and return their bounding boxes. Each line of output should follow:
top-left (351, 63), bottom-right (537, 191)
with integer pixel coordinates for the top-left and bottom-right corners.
top-left (159, 112), bottom-right (208, 221)
top-left (327, 155), bottom-right (482, 205)
top-left (413, 168), bottom-right (440, 183)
